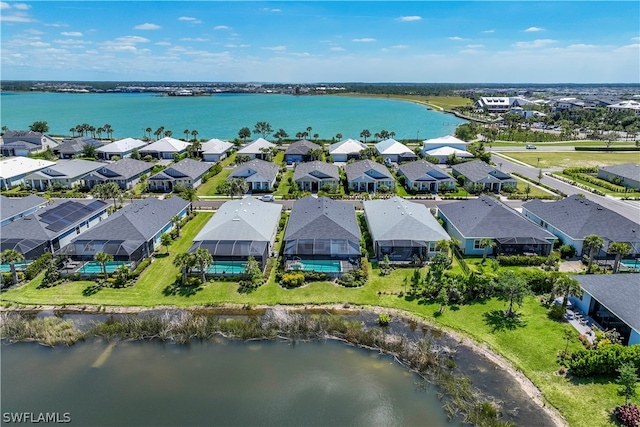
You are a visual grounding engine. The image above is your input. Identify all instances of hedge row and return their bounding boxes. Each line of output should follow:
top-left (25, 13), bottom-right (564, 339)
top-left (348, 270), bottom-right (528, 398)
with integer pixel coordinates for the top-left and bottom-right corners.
top-left (550, 174), bottom-right (607, 196)
top-left (567, 344), bottom-right (640, 377)
top-left (568, 173), bottom-right (627, 193)
top-left (574, 146), bottom-right (640, 151)
top-left (25, 253), bottom-right (53, 280)
top-left (496, 255), bottom-right (548, 266)
top-left (563, 166), bottom-right (598, 174)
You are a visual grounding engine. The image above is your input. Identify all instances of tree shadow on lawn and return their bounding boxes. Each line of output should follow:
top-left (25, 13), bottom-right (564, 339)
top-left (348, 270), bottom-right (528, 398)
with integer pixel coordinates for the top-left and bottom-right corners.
top-left (483, 310), bottom-right (527, 332)
top-left (162, 281), bottom-right (203, 297)
top-left (566, 373), bottom-right (616, 387)
top-left (82, 283), bottom-right (102, 297)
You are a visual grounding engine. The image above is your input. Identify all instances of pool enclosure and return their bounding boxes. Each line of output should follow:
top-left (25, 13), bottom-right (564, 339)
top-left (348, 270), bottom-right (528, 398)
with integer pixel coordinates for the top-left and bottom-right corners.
top-left (188, 240), bottom-right (269, 275)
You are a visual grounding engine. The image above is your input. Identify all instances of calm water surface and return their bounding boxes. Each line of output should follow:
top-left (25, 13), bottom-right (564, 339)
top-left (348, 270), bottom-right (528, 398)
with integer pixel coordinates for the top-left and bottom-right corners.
top-left (0, 92), bottom-right (465, 141)
top-left (1, 339), bottom-right (459, 427)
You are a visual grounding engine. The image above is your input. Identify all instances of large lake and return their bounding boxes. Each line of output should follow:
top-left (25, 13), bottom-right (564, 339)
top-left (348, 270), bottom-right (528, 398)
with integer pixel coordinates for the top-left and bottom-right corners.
top-left (0, 92), bottom-right (465, 141)
top-left (1, 339), bottom-right (457, 427)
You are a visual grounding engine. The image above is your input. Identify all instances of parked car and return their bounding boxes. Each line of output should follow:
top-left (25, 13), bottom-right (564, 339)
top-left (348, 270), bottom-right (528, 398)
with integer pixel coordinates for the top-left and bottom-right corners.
top-left (259, 194), bottom-right (275, 202)
top-left (525, 144), bottom-right (537, 149)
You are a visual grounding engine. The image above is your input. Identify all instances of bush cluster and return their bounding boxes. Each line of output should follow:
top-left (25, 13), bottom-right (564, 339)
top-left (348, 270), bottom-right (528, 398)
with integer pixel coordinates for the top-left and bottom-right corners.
top-left (25, 253), bottom-right (53, 280)
top-left (131, 259), bottom-right (151, 278)
top-left (496, 255), bottom-right (547, 266)
top-left (566, 344), bottom-right (640, 377)
top-left (280, 272), bottom-right (305, 288)
top-left (614, 403), bottom-right (640, 427)
top-left (1, 272), bottom-right (25, 286)
top-left (338, 260), bottom-right (368, 288)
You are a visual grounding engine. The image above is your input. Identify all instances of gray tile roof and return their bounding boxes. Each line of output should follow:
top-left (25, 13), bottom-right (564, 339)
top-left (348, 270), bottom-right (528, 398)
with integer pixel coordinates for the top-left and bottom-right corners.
top-left (70, 197), bottom-right (189, 243)
top-left (1, 140), bottom-right (41, 150)
top-left (599, 164), bottom-right (640, 181)
top-left (452, 160), bottom-right (514, 183)
top-left (438, 196), bottom-right (555, 240)
top-left (284, 196), bottom-right (360, 241)
top-left (398, 160), bottom-right (456, 183)
top-left (149, 158), bottom-right (211, 181)
top-left (572, 274), bottom-right (640, 333)
top-left (522, 196), bottom-right (640, 243)
top-left (25, 159), bottom-right (102, 180)
top-left (229, 159), bottom-right (279, 182)
top-left (363, 196), bottom-right (449, 243)
top-left (2, 130), bottom-right (45, 145)
top-left (54, 137), bottom-right (103, 155)
top-left (90, 158), bottom-right (153, 180)
top-left (345, 159), bottom-right (394, 182)
top-left (293, 161), bottom-right (340, 181)
top-left (285, 139), bottom-right (321, 156)
top-left (0, 194), bottom-right (47, 223)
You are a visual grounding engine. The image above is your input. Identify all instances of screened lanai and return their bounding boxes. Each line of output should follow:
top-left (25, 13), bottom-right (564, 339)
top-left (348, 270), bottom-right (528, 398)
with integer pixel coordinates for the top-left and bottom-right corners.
top-left (283, 238), bottom-right (361, 259)
top-left (62, 238), bottom-right (149, 263)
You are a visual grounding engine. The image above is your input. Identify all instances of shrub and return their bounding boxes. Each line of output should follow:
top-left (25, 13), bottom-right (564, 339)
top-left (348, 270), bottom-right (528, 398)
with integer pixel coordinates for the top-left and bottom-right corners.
top-left (131, 259), bottom-right (151, 278)
top-left (302, 271), bottom-right (328, 282)
top-left (377, 313), bottom-right (391, 327)
top-left (24, 253), bottom-right (53, 280)
top-left (548, 304), bottom-right (565, 320)
top-left (614, 403), bottom-right (640, 427)
top-left (496, 255), bottom-right (547, 266)
top-left (567, 344), bottom-right (640, 377)
top-left (281, 272), bottom-right (305, 288)
top-left (559, 245), bottom-right (577, 258)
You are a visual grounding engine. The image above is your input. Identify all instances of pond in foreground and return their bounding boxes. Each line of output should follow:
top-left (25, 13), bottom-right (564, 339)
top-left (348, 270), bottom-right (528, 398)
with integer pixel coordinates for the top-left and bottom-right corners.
top-left (2, 339), bottom-right (459, 426)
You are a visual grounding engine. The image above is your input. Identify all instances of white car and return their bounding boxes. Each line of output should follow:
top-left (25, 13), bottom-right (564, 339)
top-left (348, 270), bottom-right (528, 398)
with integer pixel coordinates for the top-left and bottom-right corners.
top-left (525, 144), bottom-right (537, 149)
top-left (259, 194), bottom-right (275, 202)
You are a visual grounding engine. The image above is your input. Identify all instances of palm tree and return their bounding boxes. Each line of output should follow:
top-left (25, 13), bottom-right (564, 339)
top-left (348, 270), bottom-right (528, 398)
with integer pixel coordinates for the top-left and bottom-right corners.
top-left (183, 129), bottom-right (190, 141)
top-left (190, 140), bottom-right (202, 158)
top-left (88, 125), bottom-right (96, 138)
top-left (609, 242), bottom-right (632, 273)
top-left (179, 187), bottom-right (198, 204)
top-left (173, 253), bottom-right (195, 285)
top-left (155, 126), bottom-right (164, 141)
top-left (164, 130), bottom-right (173, 138)
top-left (93, 251), bottom-right (113, 279)
top-left (335, 133), bottom-right (343, 140)
top-left (70, 127), bottom-right (76, 137)
top-left (360, 129), bottom-right (371, 143)
top-left (551, 273), bottom-right (582, 310)
top-left (146, 127), bottom-right (153, 140)
top-left (1, 249), bottom-right (24, 285)
top-left (193, 248), bottom-right (213, 283)
top-left (103, 124), bottom-right (113, 140)
top-left (191, 130), bottom-right (198, 141)
top-left (96, 127), bottom-right (103, 140)
top-left (238, 127), bottom-right (251, 142)
top-left (583, 234), bottom-right (604, 270)
top-left (479, 238), bottom-right (496, 261)
top-left (160, 233), bottom-right (173, 254)
top-left (171, 215), bottom-right (182, 238)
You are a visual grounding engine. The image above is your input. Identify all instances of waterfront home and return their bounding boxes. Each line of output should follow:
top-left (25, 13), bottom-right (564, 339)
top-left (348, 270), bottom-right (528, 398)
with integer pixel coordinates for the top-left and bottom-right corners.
top-left (363, 196), bottom-right (449, 262)
top-left (397, 160), bottom-right (456, 193)
top-left (25, 159), bottom-right (102, 190)
top-left (438, 196), bottom-right (555, 256)
top-left (96, 138), bottom-right (146, 160)
top-left (228, 159), bottom-right (279, 192)
top-left (83, 158), bottom-right (153, 190)
top-left (474, 97), bottom-right (533, 113)
top-left (189, 198), bottom-right (282, 273)
top-left (0, 194), bottom-right (48, 227)
top-left (374, 139), bottom-right (417, 163)
top-left (0, 157), bottom-right (56, 189)
top-left (597, 164), bottom-right (640, 190)
top-left (284, 139), bottom-right (321, 164)
top-left (201, 138), bottom-right (233, 162)
top-left (1, 199), bottom-right (109, 259)
top-left (64, 197), bottom-right (190, 264)
top-left (0, 130), bottom-right (59, 157)
top-left (139, 137), bottom-right (191, 160)
top-left (283, 196), bottom-right (361, 274)
top-left (148, 158), bottom-right (211, 192)
top-left (607, 100), bottom-right (640, 115)
top-left (522, 196), bottom-right (640, 257)
top-left (237, 138), bottom-right (276, 160)
top-left (54, 137), bottom-right (104, 159)
top-left (571, 274), bottom-right (640, 346)
top-left (345, 159), bottom-right (395, 193)
top-left (293, 161), bottom-right (340, 192)
top-left (451, 160), bottom-right (517, 192)
top-left (421, 135), bottom-right (469, 154)
top-left (328, 138), bottom-right (367, 162)
top-left (423, 146), bottom-right (473, 164)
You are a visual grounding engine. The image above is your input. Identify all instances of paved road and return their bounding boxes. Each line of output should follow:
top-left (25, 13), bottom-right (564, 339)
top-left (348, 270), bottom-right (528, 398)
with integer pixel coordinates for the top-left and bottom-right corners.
top-left (491, 154), bottom-right (640, 222)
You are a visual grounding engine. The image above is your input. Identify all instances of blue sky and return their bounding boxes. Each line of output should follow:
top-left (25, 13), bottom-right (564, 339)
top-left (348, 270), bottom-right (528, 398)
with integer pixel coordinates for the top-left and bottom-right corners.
top-left (1, 1), bottom-right (639, 83)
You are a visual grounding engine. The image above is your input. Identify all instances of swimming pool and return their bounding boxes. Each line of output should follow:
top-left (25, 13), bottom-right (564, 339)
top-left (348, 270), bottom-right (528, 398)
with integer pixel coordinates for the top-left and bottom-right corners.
top-left (77, 261), bottom-right (131, 274)
top-left (205, 261), bottom-right (247, 275)
top-left (0, 261), bottom-right (30, 272)
top-left (620, 260), bottom-right (640, 272)
top-left (288, 260), bottom-right (342, 273)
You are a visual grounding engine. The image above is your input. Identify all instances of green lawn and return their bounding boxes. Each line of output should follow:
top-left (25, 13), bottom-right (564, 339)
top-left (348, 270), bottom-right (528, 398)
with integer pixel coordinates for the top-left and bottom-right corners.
top-left (273, 150), bottom-right (285, 166)
top-left (197, 169), bottom-right (232, 196)
top-left (497, 151), bottom-right (640, 169)
top-left (553, 172), bottom-right (640, 198)
top-left (274, 170), bottom-right (293, 196)
top-left (334, 93), bottom-right (472, 111)
top-left (511, 176), bottom-right (554, 199)
top-left (491, 140), bottom-right (638, 148)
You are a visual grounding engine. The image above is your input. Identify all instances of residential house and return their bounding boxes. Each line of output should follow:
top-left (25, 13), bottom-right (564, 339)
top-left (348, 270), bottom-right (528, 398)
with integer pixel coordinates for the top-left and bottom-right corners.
top-left (54, 137), bottom-right (104, 159)
top-left (189, 198), bottom-right (282, 273)
top-left (148, 158), bottom-right (211, 192)
top-left (285, 139), bottom-right (321, 164)
top-left (0, 157), bottom-right (56, 189)
top-left (0, 194), bottom-right (48, 227)
top-left (201, 138), bottom-right (233, 162)
top-left (474, 97), bottom-right (533, 113)
top-left (363, 196), bottom-right (449, 262)
top-left (438, 196), bottom-right (555, 256)
top-left (0, 130), bottom-right (59, 157)
top-left (25, 159), bottom-right (102, 190)
top-left (293, 161), bottom-right (340, 192)
top-left (96, 138), bottom-right (147, 160)
top-left (423, 146), bottom-right (474, 164)
top-left (328, 138), bottom-right (367, 162)
top-left (452, 160), bottom-right (517, 192)
top-left (398, 160), bottom-right (456, 193)
top-left (64, 197), bottom-right (190, 264)
top-left (228, 159), bottom-right (279, 191)
top-left (83, 158), bottom-right (153, 190)
top-left (345, 159), bottom-right (395, 193)
top-left (607, 100), bottom-right (640, 115)
top-left (1, 199), bottom-right (109, 259)
top-left (139, 137), bottom-right (191, 160)
top-left (571, 274), bottom-right (640, 346)
top-left (522, 196), bottom-right (640, 257)
top-left (237, 138), bottom-right (276, 160)
top-left (283, 196), bottom-right (361, 274)
top-left (421, 135), bottom-right (469, 155)
top-left (374, 139), bottom-right (417, 163)
top-left (597, 164), bottom-right (640, 190)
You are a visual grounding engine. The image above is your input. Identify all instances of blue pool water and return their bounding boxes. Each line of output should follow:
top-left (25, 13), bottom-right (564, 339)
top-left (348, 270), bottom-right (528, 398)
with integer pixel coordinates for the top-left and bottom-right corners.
top-left (620, 260), bottom-right (640, 272)
top-left (0, 261), bottom-right (29, 272)
top-left (77, 261), bottom-right (131, 274)
top-left (289, 260), bottom-right (342, 273)
top-left (205, 261), bottom-right (247, 275)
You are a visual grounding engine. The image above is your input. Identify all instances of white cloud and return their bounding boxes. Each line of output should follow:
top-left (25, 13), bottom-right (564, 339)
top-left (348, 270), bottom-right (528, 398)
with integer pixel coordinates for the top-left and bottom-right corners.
top-left (29, 41), bottom-right (50, 47)
top-left (0, 12), bottom-right (34, 23)
top-left (513, 39), bottom-right (557, 49)
top-left (263, 45), bottom-right (286, 51)
top-left (61, 31), bottom-right (83, 37)
top-left (632, 36), bottom-right (640, 41)
top-left (26, 29), bottom-right (44, 35)
top-left (180, 37), bottom-right (209, 42)
top-left (565, 44), bottom-right (597, 50)
top-left (330, 47), bottom-right (345, 51)
top-left (448, 36), bottom-right (463, 41)
top-left (261, 8), bottom-right (281, 13)
top-left (178, 16), bottom-right (202, 24)
top-left (466, 44), bottom-right (484, 48)
top-left (614, 43), bottom-right (640, 52)
top-left (214, 25), bottom-right (230, 30)
top-left (0, 2), bottom-right (9, 9)
top-left (482, 29), bottom-right (495, 34)
top-left (525, 26), bottom-right (544, 32)
top-left (391, 45), bottom-right (409, 49)
top-left (13, 3), bottom-right (30, 10)
top-left (352, 38), bottom-right (376, 42)
top-left (100, 35), bottom-right (150, 52)
top-left (155, 41), bottom-right (171, 46)
top-left (397, 16), bottom-right (421, 22)
top-left (225, 44), bottom-right (251, 48)
top-left (45, 23), bottom-right (69, 28)
top-left (134, 23), bottom-right (161, 30)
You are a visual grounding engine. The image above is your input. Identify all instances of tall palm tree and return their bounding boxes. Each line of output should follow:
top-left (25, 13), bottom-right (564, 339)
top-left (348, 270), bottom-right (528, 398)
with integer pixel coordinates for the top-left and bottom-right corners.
top-left (551, 273), bottom-right (582, 310)
top-left (583, 234), bottom-right (604, 270)
top-left (165, 130), bottom-right (173, 138)
top-left (146, 127), bottom-right (153, 140)
top-left (609, 242), bottom-right (632, 273)
top-left (171, 215), bottom-right (182, 238)
top-left (179, 187), bottom-right (198, 205)
top-left (183, 129), bottom-right (190, 140)
top-left (96, 127), bottom-right (103, 140)
top-left (360, 129), bottom-right (371, 143)
top-left (479, 238), bottom-right (496, 261)
top-left (1, 249), bottom-right (24, 285)
top-left (94, 251), bottom-right (113, 279)
top-left (190, 140), bottom-right (202, 158)
top-left (193, 248), bottom-right (213, 283)
top-left (173, 253), bottom-right (195, 285)
top-left (191, 130), bottom-right (198, 141)
top-left (70, 127), bottom-right (76, 137)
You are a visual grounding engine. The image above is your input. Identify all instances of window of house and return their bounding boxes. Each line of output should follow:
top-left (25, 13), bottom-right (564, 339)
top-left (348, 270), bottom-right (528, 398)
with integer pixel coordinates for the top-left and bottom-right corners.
top-left (473, 240), bottom-right (482, 249)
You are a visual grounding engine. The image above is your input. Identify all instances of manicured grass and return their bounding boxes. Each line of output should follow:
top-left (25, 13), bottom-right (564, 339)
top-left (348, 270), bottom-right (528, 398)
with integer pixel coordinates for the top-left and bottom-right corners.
top-left (553, 172), bottom-right (640, 198)
top-left (274, 170), bottom-right (293, 196)
top-left (395, 182), bottom-right (409, 197)
top-left (197, 169), bottom-right (232, 196)
top-left (511, 176), bottom-right (554, 199)
top-left (335, 93), bottom-right (472, 110)
top-left (273, 150), bottom-right (285, 166)
top-left (491, 140), bottom-right (638, 147)
top-left (498, 151), bottom-right (640, 169)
